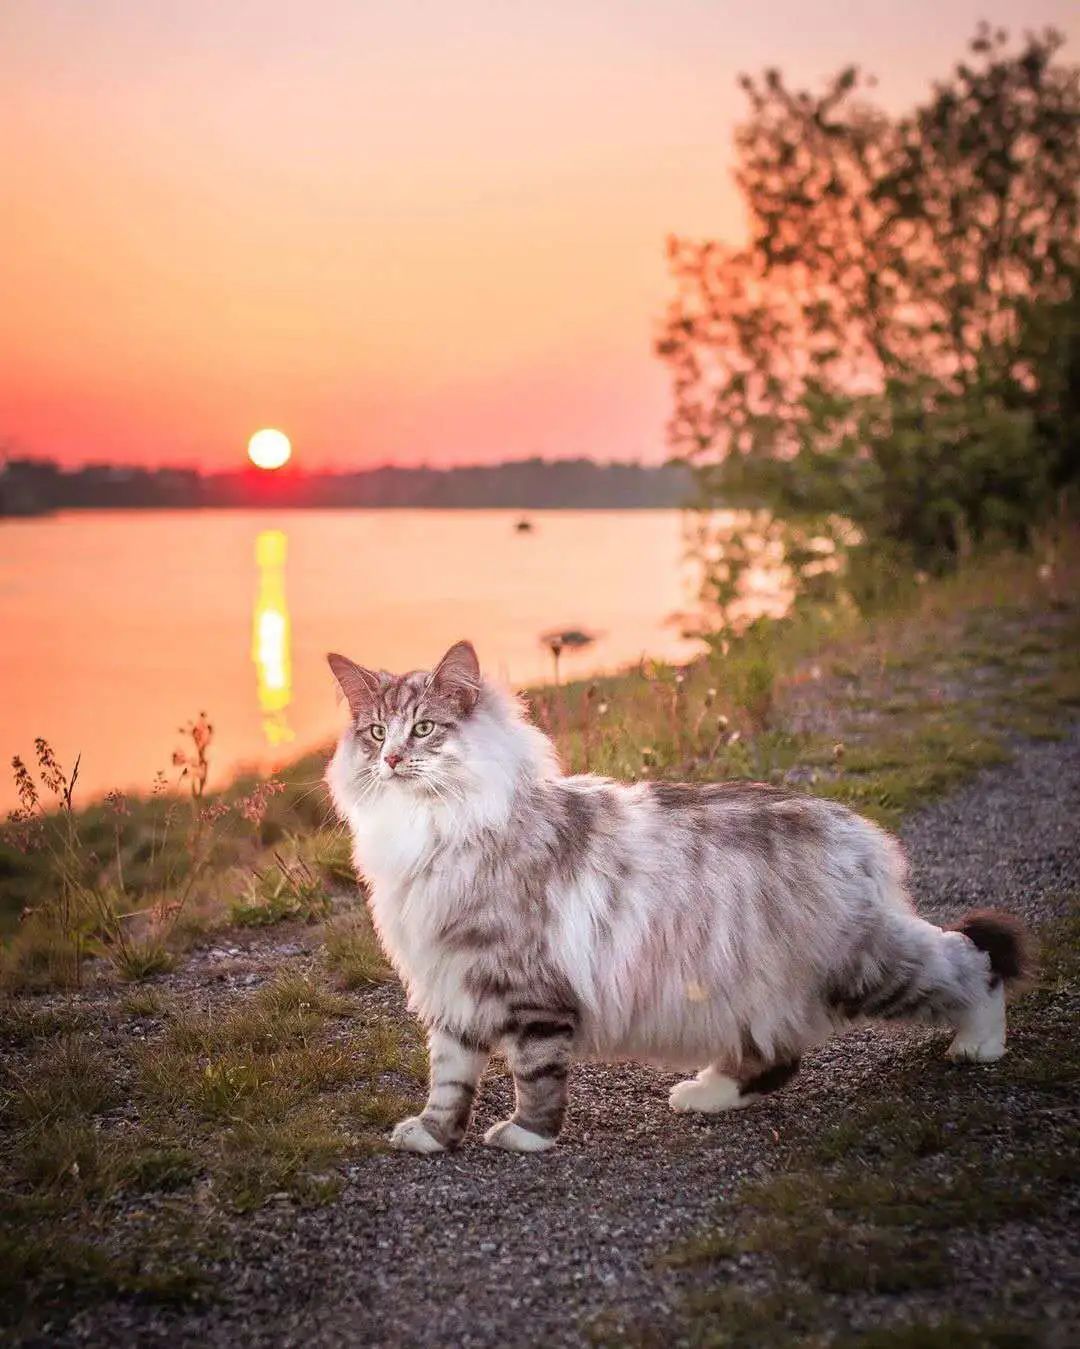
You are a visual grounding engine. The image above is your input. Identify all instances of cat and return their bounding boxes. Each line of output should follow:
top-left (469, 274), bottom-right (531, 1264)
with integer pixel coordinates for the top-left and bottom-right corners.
top-left (326, 639), bottom-right (1029, 1155)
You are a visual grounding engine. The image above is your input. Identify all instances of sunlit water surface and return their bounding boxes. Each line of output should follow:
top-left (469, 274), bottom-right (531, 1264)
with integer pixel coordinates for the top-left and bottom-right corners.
top-left (0, 509), bottom-right (752, 808)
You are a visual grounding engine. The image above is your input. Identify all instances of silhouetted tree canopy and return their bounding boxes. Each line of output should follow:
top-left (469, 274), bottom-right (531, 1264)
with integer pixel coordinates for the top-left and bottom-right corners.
top-left (659, 25), bottom-right (1079, 597)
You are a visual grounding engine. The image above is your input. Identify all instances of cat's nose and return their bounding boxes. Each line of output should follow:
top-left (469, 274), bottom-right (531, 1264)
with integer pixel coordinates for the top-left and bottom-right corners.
top-left (384, 752), bottom-right (403, 770)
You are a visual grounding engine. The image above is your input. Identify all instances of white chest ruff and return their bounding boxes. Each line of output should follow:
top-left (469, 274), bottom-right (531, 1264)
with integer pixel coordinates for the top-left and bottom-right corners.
top-left (364, 868), bottom-right (474, 1029)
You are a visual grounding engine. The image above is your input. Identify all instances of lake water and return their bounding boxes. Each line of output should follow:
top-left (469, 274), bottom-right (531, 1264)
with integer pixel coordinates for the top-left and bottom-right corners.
top-left (0, 509), bottom-right (722, 809)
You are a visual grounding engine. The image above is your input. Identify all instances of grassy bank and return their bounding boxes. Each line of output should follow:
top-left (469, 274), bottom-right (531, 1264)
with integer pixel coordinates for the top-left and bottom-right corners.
top-left (2, 527), bottom-right (1079, 1340)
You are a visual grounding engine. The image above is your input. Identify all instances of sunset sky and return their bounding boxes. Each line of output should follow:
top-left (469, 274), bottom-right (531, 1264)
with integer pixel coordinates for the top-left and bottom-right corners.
top-left (3, 1), bottom-right (1077, 472)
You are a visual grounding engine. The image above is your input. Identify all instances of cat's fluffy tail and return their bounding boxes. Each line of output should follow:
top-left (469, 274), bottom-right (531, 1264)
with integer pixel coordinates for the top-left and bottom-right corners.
top-left (952, 910), bottom-right (1032, 988)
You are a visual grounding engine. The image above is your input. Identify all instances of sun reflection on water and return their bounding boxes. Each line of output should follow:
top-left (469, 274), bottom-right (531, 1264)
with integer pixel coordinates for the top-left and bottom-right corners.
top-left (252, 529), bottom-right (294, 745)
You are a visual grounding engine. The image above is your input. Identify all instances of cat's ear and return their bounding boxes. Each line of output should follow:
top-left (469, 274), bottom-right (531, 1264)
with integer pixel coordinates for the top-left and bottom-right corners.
top-left (428, 640), bottom-right (481, 714)
top-left (327, 653), bottom-right (380, 720)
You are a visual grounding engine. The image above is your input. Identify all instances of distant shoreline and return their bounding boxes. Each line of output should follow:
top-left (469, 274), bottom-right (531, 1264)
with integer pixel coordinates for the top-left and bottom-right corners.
top-left (0, 501), bottom-right (690, 516)
top-left (0, 456), bottom-right (693, 516)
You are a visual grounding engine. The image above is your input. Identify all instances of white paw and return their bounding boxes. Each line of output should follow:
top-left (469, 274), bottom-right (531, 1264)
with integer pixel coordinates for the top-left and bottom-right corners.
top-left (947, 986), bottom-right (1006, 1063)
top-left (389, 1116), bottom-right (445, 1154)
top-left (668, 1070), bottom-right (748, 1114)
top-left (947, 1035), bottom-right (1006, 1063)
top-left (483, 1119), bottom-right (556, 1153)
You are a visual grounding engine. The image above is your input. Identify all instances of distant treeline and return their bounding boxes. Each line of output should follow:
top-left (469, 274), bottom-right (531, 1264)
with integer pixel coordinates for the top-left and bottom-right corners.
top-left (0, 456), bottom-right (693, 516)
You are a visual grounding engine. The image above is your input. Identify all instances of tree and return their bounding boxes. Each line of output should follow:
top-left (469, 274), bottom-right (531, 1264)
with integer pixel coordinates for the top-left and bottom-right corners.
top-left (659, 26), bottom-right (1080, 603)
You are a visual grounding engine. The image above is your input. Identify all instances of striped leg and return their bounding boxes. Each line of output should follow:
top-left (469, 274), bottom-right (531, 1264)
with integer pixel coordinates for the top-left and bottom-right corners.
top-left (484, 1015), bottom-right (574, 1153)
top-left (390, 1028), bottom-right (488, 1154)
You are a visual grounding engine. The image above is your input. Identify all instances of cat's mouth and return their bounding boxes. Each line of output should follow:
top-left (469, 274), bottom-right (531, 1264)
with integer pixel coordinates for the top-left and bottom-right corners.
top-left (373, 765), bottom-right (429, 791)
top-left (354, 761), bottom-right (449, 801)
top-left (397, 771), bottom-right (457, 803)
top-left (375, 765), bottom-right (412, 785)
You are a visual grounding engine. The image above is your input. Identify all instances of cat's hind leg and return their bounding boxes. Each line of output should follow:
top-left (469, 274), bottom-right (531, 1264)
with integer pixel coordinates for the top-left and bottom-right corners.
top-left (668, 1065), bottom-right (745, 1113)
top-left (827, 909), bottom-right (1028, 1064)
top-left (668, 1059), bottom-right (801, 1113)
top-left (945, 912), bottom-right (1027, 1061)
top-left (946, 976), bottom-right (1006, 1062)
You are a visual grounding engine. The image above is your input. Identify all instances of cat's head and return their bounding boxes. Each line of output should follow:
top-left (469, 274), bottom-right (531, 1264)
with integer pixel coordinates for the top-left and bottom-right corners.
top-left (326, 640), bottom-right (483, 796)
top-left (325, 639), bottom-right (557, 829)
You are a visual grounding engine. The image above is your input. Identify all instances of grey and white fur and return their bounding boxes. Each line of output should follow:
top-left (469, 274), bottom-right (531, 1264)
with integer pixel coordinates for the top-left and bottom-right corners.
top-left (326, 641), bottom-right (1030, 1154)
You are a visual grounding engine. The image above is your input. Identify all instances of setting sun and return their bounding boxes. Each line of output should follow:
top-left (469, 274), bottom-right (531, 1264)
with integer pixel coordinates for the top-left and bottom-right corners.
top-left (247, 428), bottom-right (291, 471)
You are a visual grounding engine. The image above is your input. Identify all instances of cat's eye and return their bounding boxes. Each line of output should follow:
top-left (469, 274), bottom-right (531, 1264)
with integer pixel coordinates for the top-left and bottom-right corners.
top-left (369, 723), bottom-right (386, 741)
top-left (412, 719), bottom-right (435, 738)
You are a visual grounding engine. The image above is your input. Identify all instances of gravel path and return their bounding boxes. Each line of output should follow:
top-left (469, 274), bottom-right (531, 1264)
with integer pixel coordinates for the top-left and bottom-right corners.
top-left (65, 724), bottom-right (1080, 1348)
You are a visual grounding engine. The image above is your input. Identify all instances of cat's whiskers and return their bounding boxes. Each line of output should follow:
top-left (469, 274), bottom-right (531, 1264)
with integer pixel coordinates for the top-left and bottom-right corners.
top-left (287, 779), bottom-right (332, 810)
top-left (420, 777), bottom-right (455, 815)
top-left (422, 772), bottom-right (468, 815)
top-left (347, 771), bottom-right (382, 813)
top-left (323, 819), bottom-right (351, 846)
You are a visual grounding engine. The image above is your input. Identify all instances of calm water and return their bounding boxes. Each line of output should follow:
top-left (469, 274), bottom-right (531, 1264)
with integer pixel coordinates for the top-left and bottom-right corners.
top-left (0, 509), bottom-right (718, 808)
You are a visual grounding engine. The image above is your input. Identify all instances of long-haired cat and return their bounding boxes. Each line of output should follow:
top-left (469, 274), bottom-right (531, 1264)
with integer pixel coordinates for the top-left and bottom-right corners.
top-left (327, 641), bottom-right (1029, 1154)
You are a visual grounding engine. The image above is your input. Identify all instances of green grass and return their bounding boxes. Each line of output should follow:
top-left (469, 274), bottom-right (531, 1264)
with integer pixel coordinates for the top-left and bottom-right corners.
top-left (216, 1106), bottom-right (353, 1211)
top-left (110, 936), bottom-right (175, 980)
top-left (118, 985), bottom-right (168, 1017)
top-left (323, 910), bottom-right (394, 987)
top-left (0, 1002), bottom-right (89, 1046)
top-left (0, 1225), bottom-right (216, 1328)
top-left (5, 1034), bottom-right (117, 1124)
top-left (121, 1145), bottom-right (199, 1193)
top-left (675, 1288), bottom-right (821, 1348)
top-left (837, 1322), bottom-right (1044, 1349)
top-left (229, 847), bottom-right (332, 927)
top-left (814, 721), bottom-right (1011, 826)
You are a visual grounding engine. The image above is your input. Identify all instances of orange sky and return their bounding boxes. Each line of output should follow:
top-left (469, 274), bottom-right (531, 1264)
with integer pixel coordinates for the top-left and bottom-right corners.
top-left (3, 1), bottom-right (1077, 471)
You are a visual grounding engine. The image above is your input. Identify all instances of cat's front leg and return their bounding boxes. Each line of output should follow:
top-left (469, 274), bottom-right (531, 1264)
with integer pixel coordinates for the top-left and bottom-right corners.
top-left (484, 1008), bottom-right (575, 1153)
top-left (390, 1026), bottom-right (488, 1154)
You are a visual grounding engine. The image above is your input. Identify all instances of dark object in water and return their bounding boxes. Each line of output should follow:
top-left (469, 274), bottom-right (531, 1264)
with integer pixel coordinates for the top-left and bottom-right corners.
top-left (515, 518), bottom-right (534, 533)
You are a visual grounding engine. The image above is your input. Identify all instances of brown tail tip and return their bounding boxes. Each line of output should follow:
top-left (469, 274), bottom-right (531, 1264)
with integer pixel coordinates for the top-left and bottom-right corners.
top-left (953, 909), bottom-right (1032, 983)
